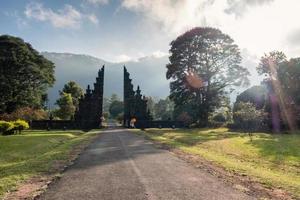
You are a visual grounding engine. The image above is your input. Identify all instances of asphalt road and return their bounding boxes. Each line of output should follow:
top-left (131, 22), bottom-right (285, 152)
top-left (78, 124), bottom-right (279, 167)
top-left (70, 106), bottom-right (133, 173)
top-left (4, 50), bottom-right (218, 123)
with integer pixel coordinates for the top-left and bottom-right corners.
top-left (39, 128), bottom-right (254, 200)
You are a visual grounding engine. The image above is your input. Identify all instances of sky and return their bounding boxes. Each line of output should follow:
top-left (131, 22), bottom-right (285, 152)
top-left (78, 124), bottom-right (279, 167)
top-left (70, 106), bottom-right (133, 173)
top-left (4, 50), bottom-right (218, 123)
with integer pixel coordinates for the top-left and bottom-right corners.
top-left (1, 0), bottom-right (300, 64)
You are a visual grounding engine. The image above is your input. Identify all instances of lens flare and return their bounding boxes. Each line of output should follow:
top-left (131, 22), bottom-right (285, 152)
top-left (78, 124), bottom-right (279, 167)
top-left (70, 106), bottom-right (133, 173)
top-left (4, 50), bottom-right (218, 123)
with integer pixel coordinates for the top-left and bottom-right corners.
top-left (185, 71), bottom-right (204, 89)
top-left (267, 59), bottom-right (296, 131)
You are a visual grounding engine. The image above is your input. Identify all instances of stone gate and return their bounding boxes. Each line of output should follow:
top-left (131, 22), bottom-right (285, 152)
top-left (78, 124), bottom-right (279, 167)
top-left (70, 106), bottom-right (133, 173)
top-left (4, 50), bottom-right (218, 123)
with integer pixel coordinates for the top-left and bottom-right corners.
top-left (74, 66), bottom-right (104, 129)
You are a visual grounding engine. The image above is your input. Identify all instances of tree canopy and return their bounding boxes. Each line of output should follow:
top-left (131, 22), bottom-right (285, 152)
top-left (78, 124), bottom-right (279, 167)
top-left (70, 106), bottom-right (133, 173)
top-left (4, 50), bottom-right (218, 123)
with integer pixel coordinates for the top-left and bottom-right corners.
top-left (167, 27), bottom-right (249, 125)
top-left (234, 85), bottom-right (268, 111)
top-left (108, 94), bottom-right (123, 119)
top-left (61, 81), bottom-right (84, 109)
top-left (0, 35), bottom-right (55, 113)
top-left (256, 51), bottom-right (300, 130)
top-left (233, 102), bottom-right (265, 132)
top-left (55, 92), bottom-right (76, 120)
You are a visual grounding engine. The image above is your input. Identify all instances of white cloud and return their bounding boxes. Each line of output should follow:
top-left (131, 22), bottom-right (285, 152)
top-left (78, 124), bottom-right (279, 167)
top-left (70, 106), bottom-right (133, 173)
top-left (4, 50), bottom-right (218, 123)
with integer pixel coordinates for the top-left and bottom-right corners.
top-left (225, 0), bottom-right (274, 17)
top-left (112, 51), bottom-right (168, 63)
top-left (151, 50), bottom-right (169, 58)
top-left (115, 54), bottom-right (133, 62)
top-left (121, 0), bottom-right (300, 58)
top-left (25, 2), bottom-right (99, 29)
top-left (122, 0), bottom-right (208, 34)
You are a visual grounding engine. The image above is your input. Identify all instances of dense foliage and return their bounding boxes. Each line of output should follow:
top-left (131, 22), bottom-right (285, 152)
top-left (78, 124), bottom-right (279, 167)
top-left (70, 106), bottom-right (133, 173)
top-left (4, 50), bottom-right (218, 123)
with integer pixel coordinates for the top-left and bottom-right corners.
top-left (167, 27), bottom-right (249, 126)
top-left (13, 119), bottom-right (30, 134)
top-left (233, 102), bottom-right (266, 131)
top-left (55, 92), bottom-right (76, 120)
top-left (234, 86), bottom-right (268, 111)
top-left (0, 119), bottom-right (29, 135)
top-left (61, 81), bottom-right (84, 109)
top-left (0, 35), bottom-right (55, 114)
top-left (109, 98), bottom-right (123, 119)
top-left (146, 97), bottom-right (174, 120)
top-left (0, 107), bottom-right (47, 121)
top-left (230, 50), bottom-right (300, 132)
top-left (255, 51), bottom-right (300, 131)
top-left (0, 121), bottom-right (14, 135)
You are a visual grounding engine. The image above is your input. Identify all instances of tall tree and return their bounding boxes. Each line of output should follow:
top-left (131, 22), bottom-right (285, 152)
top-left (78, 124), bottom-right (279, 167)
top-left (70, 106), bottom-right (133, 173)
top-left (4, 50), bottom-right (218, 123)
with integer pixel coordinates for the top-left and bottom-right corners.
top-left (0, 35), bottom-right (55, 113)
top-left (167, 27), bottom-right (249, 125)
top-left (61, 81), bottom-right (84, 109)
top-left (278, 58), bottom-right (300, 105)
top-left (256, 51), bottom-right (300, 131)
top-left (257, 51), bottom-right (287, 81)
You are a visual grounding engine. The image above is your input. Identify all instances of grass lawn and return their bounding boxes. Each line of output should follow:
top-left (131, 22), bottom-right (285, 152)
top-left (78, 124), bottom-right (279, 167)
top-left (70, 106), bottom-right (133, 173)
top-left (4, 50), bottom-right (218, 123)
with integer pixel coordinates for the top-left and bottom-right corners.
top-left (135, 128), bottom-right (300, 198)
top-left (0, 130), bottom-right (99, 198)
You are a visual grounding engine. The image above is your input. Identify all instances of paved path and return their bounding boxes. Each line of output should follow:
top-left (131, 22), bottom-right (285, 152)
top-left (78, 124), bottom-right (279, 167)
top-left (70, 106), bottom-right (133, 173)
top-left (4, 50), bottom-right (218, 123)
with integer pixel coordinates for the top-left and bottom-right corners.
top-left (39, 128), bottom-right (254, 200)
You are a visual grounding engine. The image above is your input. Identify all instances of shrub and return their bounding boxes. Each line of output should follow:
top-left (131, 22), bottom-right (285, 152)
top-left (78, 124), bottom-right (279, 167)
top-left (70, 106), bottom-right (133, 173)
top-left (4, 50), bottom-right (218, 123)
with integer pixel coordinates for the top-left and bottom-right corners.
top-left (0, 121), bottom-right (14, 135)
top-left (208, 113), bottom-right (227, 128)
top-left (0, 107), bottom-right (47, 121)
top-left (13, 120), bottom-right (29, 134)
top-left (212, 113), bottom-right (227, 122)
top-left (233, 102), bottom-right (266, 132)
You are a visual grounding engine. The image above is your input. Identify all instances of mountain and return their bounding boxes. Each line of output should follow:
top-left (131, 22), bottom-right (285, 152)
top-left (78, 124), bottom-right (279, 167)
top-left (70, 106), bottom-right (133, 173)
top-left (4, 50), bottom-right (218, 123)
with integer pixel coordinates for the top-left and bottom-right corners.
top-left (42, 52), bottom-right (170, 106)
top-left (42, 51), bottom-right (261, 107)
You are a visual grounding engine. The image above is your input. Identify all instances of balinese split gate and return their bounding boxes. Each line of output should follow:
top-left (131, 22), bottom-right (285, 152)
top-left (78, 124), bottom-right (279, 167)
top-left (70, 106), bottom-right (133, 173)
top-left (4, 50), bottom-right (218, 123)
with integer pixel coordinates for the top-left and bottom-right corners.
top-left (31, 65), bottom-right (184, 130)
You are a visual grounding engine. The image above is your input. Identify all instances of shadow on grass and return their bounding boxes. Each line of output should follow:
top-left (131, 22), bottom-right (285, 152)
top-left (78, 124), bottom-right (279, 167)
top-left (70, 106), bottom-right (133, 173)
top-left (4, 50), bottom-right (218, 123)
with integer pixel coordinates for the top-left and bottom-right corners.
top-left (144, 128), bottom-right (300, 169)
top-left (144, 128), bottom-right (244, 146)
top-left (245, 134), bottom-right (300, 167)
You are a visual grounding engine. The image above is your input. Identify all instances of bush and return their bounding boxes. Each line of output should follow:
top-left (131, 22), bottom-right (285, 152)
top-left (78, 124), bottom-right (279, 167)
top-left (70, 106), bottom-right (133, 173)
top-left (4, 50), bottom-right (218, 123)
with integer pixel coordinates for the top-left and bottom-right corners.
top-left (233, 102), bottom-right (266, 132)
top-left (0, 120), bottom-right (29, 135)
top-left (208, 113), bottom-right (227, 128)
top-left (13, 120), bottom-right (29, 134)
top-left (0, 121), bottom-right (14, 135)
top-left (212, 113), bottom-right (227, 123)
top-left (0, 107), bottom-right (47, 121)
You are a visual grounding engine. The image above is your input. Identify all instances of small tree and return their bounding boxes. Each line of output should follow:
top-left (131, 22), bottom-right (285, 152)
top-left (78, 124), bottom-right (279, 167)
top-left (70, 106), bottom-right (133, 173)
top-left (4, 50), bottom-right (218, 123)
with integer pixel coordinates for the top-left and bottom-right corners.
top-left (109, 100), bottom-right (123, 119)
top-left (55, 92), bottom-right (76, 120)
top-left (233, 102), bottom-right (265, 140)
top-left (61, 81), bottom-right (84, 109)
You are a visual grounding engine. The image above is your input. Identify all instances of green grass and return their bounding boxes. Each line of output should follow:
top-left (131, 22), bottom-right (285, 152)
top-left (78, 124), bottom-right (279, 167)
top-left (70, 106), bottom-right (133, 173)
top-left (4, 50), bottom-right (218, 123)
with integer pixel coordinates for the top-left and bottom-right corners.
top-left (0, 130), bottom-right (99, 198)
top-left (135, 128), bottom-right (300, 198)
